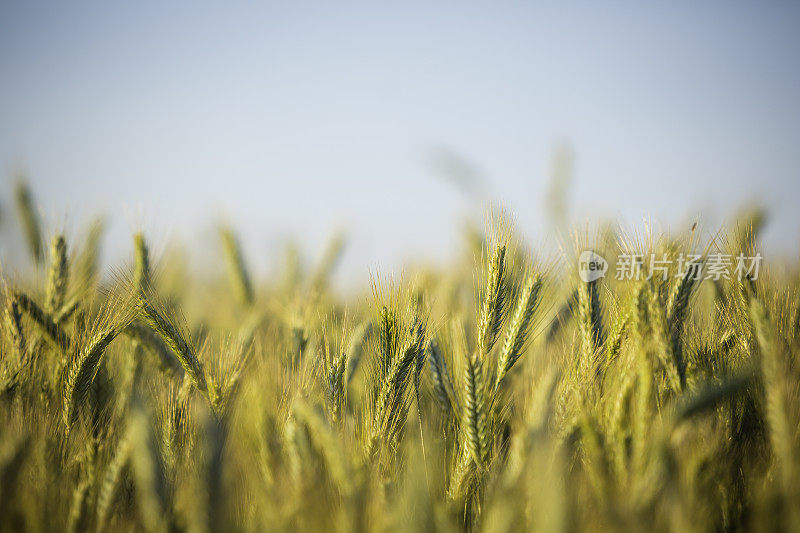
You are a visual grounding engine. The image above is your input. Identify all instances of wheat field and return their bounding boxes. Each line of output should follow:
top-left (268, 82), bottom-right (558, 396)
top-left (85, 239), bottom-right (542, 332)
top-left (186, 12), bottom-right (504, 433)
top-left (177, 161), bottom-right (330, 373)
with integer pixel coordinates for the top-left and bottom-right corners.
top-left (1, 180), bottom-right (799, 532)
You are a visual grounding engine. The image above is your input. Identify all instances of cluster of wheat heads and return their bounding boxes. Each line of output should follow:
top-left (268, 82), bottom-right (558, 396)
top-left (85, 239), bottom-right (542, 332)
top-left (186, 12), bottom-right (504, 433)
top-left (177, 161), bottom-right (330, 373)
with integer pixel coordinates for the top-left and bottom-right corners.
top-left (1, 181), bottom-right (800, 532)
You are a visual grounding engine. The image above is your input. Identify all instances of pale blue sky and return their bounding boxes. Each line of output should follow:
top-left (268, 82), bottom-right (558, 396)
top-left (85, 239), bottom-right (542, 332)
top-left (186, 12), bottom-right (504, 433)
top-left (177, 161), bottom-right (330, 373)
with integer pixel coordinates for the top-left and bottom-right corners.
top-left (1, 1), bottom-right (799, 282)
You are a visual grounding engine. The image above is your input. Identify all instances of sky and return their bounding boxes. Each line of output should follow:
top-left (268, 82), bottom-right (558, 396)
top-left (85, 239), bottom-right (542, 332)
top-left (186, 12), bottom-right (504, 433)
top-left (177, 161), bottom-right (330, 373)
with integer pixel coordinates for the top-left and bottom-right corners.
top-left (1, 1), bottom-right (799, 283)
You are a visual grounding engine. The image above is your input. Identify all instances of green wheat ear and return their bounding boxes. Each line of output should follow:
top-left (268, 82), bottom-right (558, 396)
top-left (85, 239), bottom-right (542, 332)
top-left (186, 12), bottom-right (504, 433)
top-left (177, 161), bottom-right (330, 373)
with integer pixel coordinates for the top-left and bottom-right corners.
top-left (477, 241), bottom-right (508, 359)
top-left (4, 299), bottom-right (27, 364)
top-left (126, 402), bottom-right (172, 532)
top-left (45, 235), bottom-right (69, 313)
top-left (674, 369), bottom-right (756, 422)
top-left (74, 217), bottom-right (106, 283)
top-left (13, 179), bottom-right (43, 265)
top-left (62, 325), bottom-right (122, 428)
top-left (66, 471), bottom-right (91, 533)
top-left (462, 353), bottom-right (489, 467)
top-left (321, 326), bottom-right (348, 424)
top-left (137, 296), bottom-right (208, 395)
top-left (578, 276), bottom-right (604, 383)
top-left (13, 290), bottom-right (71, 352)
top-left (95, 430), bottom-right (130, 532)
top-left (345, 320), bottom-right (371, 384)
top-left (666, 256), bottom-right (703, 380)
top-left (372, 326), bottom-right (423, 442)
top-left (750, 295), bottom-right (798, 498)
top-left (133, 232), bottom-right (151, 294)
top-left (604, 305), bottom-right (629, 365)
top-left (219, 226), bottom-right (254, 306)
top-left (495, 270), bottom-right (544, 393)
top-left (428, 337), bottom-right (457, 414)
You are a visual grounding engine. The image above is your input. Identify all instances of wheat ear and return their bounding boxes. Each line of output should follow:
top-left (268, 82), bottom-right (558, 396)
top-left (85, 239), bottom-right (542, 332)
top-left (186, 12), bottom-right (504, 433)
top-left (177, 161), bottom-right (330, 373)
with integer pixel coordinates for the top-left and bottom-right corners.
top-left (14, 180), bottom-right (43, 264)
top-left (133, 232), bottom-right (151, 294)
top-left (477, 242), bottom-right (508, 359)
top-left (494, 271), bottom-right (543, 393)
top-left (45, 235), bottom-right (69, 313)
top-left (62, 326), bottom-right (121, 427)
top-left (220, 226), bottom-right (254, 306)
top-left (138, 298), bottom-right (208, 394)
top-left (13, 290), bottom-right (71, 351)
